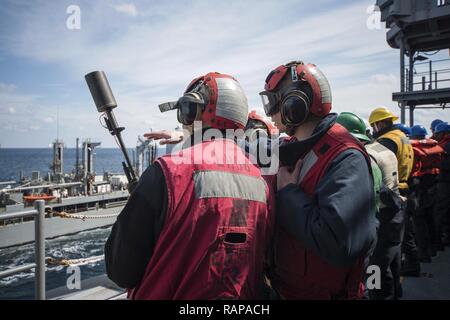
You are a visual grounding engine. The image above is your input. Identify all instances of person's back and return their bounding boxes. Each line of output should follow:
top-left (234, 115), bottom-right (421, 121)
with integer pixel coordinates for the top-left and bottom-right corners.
top-left (336, 112), bottom-right (383, 213)
top-left (435, 127), bottom-right (450, 246)
top-left (366, 140), bottom-right (404, 299)
top-left (369, 108), bottom-right (417, 276)
top-left (131, 138), bottom-right (273, 299)
top-left (410, 138), bottom-right (443, 178)
top-left (377, 128), bottom-right (413, 190)
top-left (435, 123), bottom-right (450, 183)
top-left (366, 141), bottom-right (400, 198)
top-left (337, 111), bottom-right (402, 300)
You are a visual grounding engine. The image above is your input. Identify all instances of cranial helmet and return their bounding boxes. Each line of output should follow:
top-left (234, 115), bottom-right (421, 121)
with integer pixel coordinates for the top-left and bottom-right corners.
top-left (159, 72), bottom-right (249, 130)
top-left (259, 61), bottom-right (332, 127)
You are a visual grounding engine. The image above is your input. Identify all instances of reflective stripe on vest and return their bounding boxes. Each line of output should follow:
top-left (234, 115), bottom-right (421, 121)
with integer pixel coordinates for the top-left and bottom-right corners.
top-left (194, 170), bottom-right (267, 203)
top-left (297, 150), bottom-right (319, 184)
top-left (379, 129), bottom-right (414, 189)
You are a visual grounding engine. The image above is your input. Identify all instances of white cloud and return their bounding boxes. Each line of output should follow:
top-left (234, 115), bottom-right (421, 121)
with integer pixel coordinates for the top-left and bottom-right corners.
top-left (0, 0), bottom-right (448, 147)
top-left (332, 73), bottom-right (399, 119)
top-left (43, 117), bottom-right (54, 123)
top-left (112, 3), bottom-right (138, 17)
top-left (0, 83), bottom-right (36, 115)
top-left (0, 83), bottom-right (17, 93)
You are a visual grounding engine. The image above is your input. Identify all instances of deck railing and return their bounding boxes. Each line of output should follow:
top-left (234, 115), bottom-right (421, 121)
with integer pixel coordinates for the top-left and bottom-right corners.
top-left (0, 200), bottom-right (46, 300)
top-left (405, 58), bottom-right (450, 92)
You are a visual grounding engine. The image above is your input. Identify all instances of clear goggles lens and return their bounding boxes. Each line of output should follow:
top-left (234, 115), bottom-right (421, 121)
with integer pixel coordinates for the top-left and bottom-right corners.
top-left (259, 91), bottom-right (279, 116)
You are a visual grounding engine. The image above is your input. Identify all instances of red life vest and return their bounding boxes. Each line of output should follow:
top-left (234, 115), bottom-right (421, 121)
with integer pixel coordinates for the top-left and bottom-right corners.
top-left (271, 123), bottom-right (371, 299)
top-left (130, 139), bottom-right (274, 300)
top-left (411, 139), bottom-right (444, 177)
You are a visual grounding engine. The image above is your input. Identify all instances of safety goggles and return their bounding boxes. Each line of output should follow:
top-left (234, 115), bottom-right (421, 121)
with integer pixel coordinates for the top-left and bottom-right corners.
top-left (159, 94), bottom-right (205, 126)
top-left (177, 92), bottom-right (205, 125)
top-left (259, 90), bottom-right (282, 116)
top-left (260, 63), bottom-right (302, 116)
top-left (159, 89), bottom-right (206, 125)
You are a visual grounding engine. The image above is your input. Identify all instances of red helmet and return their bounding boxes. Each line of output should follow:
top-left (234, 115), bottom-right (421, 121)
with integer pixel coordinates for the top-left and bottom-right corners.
top-left (247, 110), bottom-right (278, 136)
top-left (260, 61), bottom-right (332, 125)
top-left (159, 72), bottom-right (249, 130)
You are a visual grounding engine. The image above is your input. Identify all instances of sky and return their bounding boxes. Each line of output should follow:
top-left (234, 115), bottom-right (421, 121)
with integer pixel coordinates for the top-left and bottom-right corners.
top-left (0, 0), bottom-right (449, 148)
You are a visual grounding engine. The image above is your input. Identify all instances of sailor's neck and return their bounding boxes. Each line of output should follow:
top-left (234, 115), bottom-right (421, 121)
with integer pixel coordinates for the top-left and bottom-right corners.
top-left (293, 120), bottom-right (320, 141)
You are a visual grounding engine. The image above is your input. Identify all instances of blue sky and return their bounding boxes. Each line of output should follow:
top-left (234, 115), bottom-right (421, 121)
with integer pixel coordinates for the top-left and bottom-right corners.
top-left (0, 0), bottom-right (449, 147)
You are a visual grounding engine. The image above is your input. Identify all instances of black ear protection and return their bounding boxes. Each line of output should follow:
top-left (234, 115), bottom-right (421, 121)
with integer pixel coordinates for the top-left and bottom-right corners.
top-left (279, 65), bottom-right (312, 127)
top-left (280, 88), bottom-right (311, 127)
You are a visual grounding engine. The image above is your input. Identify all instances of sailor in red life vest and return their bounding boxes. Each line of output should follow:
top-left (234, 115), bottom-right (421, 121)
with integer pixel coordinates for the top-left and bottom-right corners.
top-left (410, 125), bottom-right (444, 178)
top-left (435, 122), bottom-right (450, 150)
top-left (244, 110), bottom-right (279, 179)
top-left (408, 125), bottom-right (444, 262)
top-left (430, 119), bottom-right (444, 141)
top-left (105, 72), bottom-right (275, 299)
top-left (246, 110), bottom-right (279, 137)
top-left (433, 122), bottom-right (450, 247)
top-left (259, 61), bottom-right (378, 299)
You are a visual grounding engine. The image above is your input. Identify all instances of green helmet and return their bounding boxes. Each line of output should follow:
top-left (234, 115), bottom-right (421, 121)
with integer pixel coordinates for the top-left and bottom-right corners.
top-left (336, 112), bottom-right (370, 142)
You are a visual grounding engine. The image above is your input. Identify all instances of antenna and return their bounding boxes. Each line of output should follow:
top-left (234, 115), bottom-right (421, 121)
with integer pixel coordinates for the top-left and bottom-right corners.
top-left (57, 105), bottom-right (60, 141)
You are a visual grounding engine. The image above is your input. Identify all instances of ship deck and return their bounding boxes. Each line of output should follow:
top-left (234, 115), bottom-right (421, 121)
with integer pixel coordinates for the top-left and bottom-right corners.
top-left (47, 274), bottom-right (126, 300)
top-left (46, 246), bottom-right (450, 300)
top-left (402, 246), bottom-right (450, 300)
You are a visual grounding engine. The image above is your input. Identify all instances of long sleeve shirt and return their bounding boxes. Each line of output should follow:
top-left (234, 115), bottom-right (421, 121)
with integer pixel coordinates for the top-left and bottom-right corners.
top-left (105, 162), bottom-right (167, 288)
top-left (276, 114), bottom-right (378, 267)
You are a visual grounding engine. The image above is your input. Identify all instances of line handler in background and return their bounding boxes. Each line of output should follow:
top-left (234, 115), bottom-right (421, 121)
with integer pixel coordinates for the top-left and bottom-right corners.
top-left (369, 107), bottom-right (415, 276)
top-left (337, 112), bottom-right (403, 300)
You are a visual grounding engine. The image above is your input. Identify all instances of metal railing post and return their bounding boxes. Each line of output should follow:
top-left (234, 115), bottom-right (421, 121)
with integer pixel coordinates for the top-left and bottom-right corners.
top-left (435, 71), bottom-right (438, 89)
top-left (34, 200), bottom-right (46, 300)
top-left (429, 60), bottom-right (432, 90)
top-left (409, 105), bottom-right (415, 127)
top-left (400, 42), bottom-right (406, 124)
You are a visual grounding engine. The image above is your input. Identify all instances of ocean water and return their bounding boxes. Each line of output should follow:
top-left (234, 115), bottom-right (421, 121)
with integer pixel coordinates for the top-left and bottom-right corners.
top-left (0, 227), bottom-right (112, 300)
top-left (0, 147), bottom-right (147, 182)
top-left (0, 147), bottom-right (163, 299)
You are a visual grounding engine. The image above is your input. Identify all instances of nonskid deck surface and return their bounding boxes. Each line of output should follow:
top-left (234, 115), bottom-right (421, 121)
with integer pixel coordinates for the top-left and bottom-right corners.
top-left (47, 274), bottom-right (126, 300)
top-left (47, 246), bottom-right (450, 300)
top-left (402, 246), bottom-right (450, 300)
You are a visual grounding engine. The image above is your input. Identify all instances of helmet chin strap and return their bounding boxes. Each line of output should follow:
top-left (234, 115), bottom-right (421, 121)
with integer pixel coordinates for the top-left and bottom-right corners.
top-left (373, 123), bottom-right (380, 134)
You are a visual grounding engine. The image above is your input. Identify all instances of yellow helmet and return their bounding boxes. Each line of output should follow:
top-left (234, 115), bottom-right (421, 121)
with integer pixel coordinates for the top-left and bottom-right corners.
top-left (368, 107), bottom-right (399, 125)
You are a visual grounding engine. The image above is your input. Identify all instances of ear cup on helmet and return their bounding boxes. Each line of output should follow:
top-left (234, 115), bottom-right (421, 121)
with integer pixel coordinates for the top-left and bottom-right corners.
top-left (280, 90), bottom-right (311, 126)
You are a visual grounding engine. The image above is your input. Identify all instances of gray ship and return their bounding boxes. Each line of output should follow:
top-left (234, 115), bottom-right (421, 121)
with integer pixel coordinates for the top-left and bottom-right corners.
top-left (0, 137), bottom-right (158, 249)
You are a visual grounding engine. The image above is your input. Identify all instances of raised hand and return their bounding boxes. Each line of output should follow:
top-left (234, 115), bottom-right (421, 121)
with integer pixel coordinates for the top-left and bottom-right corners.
top-left (143, 130), bottom-right (184, 145)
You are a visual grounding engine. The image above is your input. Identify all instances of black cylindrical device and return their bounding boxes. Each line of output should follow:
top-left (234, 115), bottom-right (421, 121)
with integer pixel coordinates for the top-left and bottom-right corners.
top-left (85, 71), bottom-right (118, 112)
